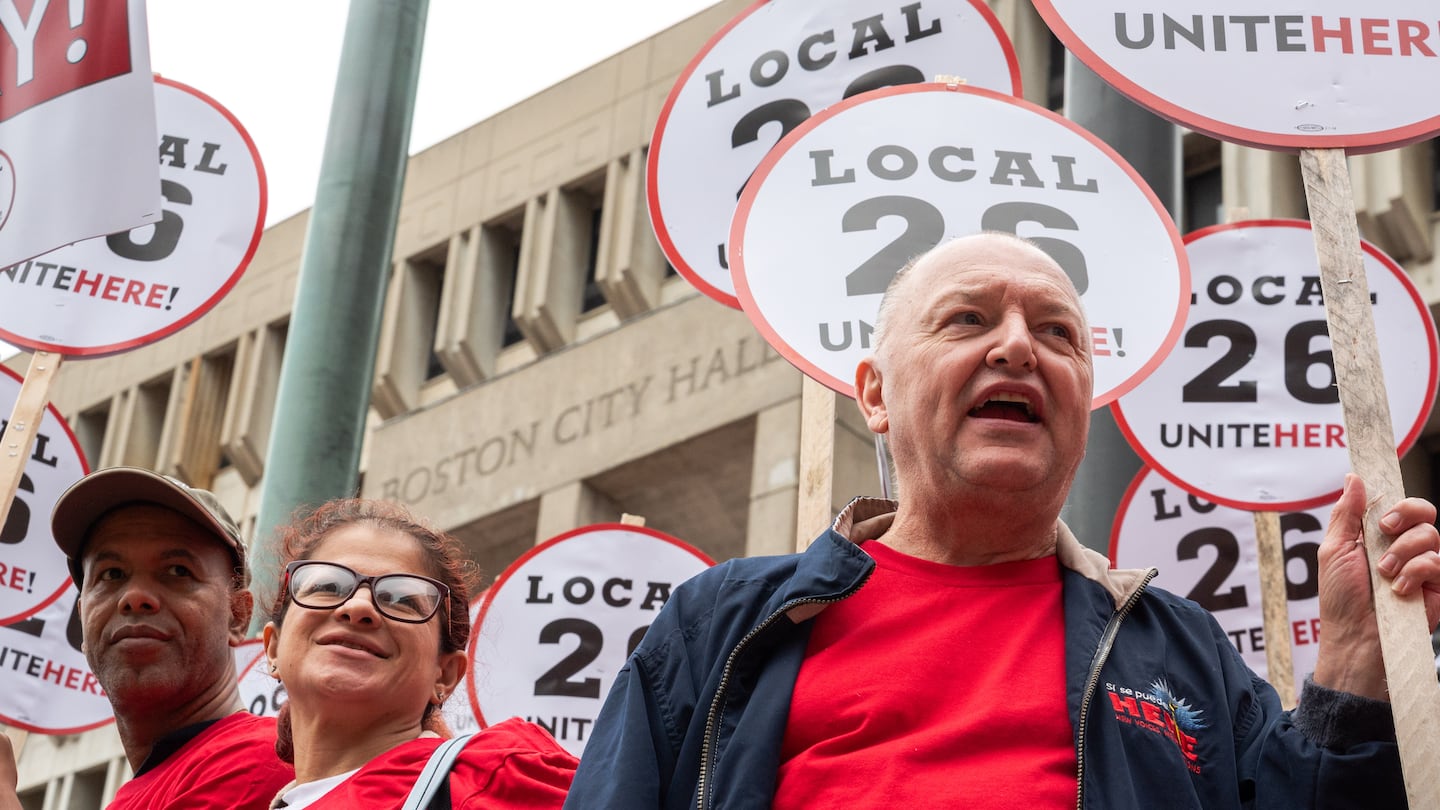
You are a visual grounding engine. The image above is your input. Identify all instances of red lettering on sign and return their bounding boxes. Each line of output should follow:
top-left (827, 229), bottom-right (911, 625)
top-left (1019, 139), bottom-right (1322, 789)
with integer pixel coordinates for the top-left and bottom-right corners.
top-left (1397, 21), bottom-right (1436, 57)
top-left (1360, 18), bottom-right (1393, 55)
top-left (0, 0), bottom-right (133, 121)
top-left (1293, 617), bottom-right (1321, 646)
top-left (1311, 17), bottom-right (1355, 54)
top-left (1092, 326), bottom-right (1110, 357)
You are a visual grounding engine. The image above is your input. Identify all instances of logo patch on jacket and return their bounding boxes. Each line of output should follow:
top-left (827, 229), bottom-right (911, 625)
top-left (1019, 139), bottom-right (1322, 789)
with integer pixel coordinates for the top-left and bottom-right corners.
top-left (1105, 679), bottom-right (1206, 773)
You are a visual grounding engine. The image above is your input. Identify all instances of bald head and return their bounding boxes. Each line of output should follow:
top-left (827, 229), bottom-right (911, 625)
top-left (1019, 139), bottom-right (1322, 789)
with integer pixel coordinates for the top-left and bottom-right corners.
top-left (871, 233), bottom-right (1087, 362)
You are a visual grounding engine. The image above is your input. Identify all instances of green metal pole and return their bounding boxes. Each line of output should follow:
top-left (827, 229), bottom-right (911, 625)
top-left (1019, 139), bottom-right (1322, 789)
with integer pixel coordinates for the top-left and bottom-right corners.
top-left (249, 0), bottom-right (428, 630)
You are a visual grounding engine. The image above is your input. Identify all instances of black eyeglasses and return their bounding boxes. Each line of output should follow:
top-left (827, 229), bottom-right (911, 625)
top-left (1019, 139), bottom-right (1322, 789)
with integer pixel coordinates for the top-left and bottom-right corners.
top-left (284, 560), bottom-right (449, 624)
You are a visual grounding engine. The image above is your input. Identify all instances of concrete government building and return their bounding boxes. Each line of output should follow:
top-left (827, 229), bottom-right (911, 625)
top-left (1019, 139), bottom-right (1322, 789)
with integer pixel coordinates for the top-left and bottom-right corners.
top-left (10, 1), bottom-right (1440, 806)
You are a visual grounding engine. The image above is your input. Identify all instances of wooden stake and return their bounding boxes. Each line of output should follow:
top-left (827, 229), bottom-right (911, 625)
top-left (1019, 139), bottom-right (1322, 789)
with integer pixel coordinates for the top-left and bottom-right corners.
top-left (1252, 510), bottom-right (1296, 709)
top-left (796, 376), bottom-right (836, 551)
top-left (1225, 206), bottom-right (1297, 709)
top-left (1300, 147), bottom-right (1440, 805)
top-left (0, 725), bottom-right (24, 765)
top-left (0, 351), bottom-right (62, 537)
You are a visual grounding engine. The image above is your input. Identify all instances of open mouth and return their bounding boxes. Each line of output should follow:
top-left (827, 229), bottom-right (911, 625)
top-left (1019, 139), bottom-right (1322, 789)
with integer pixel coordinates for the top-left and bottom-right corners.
top-left (968, 392), bottom-right (1038, 423)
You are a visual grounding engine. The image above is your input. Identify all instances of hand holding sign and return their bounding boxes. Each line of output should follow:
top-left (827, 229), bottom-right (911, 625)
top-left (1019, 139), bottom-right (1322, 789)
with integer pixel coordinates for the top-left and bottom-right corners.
top-left (1036, 3), bottom-right (1440, 800)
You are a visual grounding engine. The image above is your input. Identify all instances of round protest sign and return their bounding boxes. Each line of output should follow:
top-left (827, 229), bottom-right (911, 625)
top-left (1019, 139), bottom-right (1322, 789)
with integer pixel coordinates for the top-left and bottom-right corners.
top-left (0, 584), bottom-right (113, 733)
top-left (1113, 220), bottom-right (1437, 510)
top-left (732, 83), bottom-right (1189, 405)
top-left (0, 76), bottom-right (266, 356)
top-left (0, 364), bottom-right (89, 624)
top-left (1110, 468), bottom-right (1324, 695)
top-left (468, 524), bottom-right (713, 756)
top-left (649, 0), bottom-right (1020, 309)
top-left (1032, 2), bottom-right (1440, 153)
top-left (236, 637), bottom-right (286, 718)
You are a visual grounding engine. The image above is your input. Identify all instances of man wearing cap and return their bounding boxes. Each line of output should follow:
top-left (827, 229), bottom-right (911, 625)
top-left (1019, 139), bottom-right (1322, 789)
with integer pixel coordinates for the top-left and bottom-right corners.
top-left (52, 466), bottom-right (292, 809)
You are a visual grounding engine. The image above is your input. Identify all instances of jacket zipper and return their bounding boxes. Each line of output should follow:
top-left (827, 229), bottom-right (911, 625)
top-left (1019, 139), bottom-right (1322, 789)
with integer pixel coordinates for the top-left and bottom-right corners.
top-left (1074, 568), bottom-right (1156, 810)
top-left (695, 578), bottom-right (871, 810)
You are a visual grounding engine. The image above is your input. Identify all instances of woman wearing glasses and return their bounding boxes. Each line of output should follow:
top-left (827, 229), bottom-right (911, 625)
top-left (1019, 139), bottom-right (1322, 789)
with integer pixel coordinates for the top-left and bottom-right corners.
top-left (261, 499), bottom-right (576, 808)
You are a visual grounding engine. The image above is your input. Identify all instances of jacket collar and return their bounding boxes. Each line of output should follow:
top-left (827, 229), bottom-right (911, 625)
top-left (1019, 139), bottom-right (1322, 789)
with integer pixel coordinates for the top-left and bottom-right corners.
top-left (827, 497), bottom-right (1152, 611)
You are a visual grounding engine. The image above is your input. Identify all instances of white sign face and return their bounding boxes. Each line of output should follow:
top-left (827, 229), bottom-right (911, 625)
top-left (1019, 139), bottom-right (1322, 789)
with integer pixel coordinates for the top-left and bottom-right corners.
top-left (1033, 2), bottom-right (1440, 153)
top-left (1113, 221), bottom-right (1437, 510)
top-left (235, 638), bottom-right (286, 718)
top-left (468, 524), bottom-right (713, 757)
top-left (1110, 468), bottom-right (1324, 701)
top-left (0, 77), bottom-right (266, 356)
top-left (649, 0), bottom-right (1020, 309)
top-left (0, 0), bottom-right (160, 268)
top-left (0, 364), bottom-right (89, 624)
top-left (733, 83), bottom-right (1189, 405)
top-left (0, 584), bottom-right (114, 733)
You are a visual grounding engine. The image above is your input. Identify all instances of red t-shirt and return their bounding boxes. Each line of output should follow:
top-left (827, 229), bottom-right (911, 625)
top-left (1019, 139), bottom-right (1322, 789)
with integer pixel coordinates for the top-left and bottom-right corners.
top-left (280, 718), bottom-right (577, 809)
top-left (772, 542), bottom-right (1075, 808)
top-left (109, 711), bottom-right (292, 810)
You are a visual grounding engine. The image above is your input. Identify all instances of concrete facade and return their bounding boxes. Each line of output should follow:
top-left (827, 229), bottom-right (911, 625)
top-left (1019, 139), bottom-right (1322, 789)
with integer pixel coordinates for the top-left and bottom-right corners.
top-left (8, 1), bottom-right (1440, 805)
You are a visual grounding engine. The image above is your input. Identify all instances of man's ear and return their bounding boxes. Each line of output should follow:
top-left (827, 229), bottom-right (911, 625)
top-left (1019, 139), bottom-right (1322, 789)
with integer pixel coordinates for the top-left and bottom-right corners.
top-left (228, 588), bottom-right (254, 645)
top-left (856, 356), bottom-right (889, 434)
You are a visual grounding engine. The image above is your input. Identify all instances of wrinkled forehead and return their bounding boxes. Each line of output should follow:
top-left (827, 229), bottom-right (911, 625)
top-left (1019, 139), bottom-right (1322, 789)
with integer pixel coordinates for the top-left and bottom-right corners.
top-left (905, 236), bottom-right (1084, 312)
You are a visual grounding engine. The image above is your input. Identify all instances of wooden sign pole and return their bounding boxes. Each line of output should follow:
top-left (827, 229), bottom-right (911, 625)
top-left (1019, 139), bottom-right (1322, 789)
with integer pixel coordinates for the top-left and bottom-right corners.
top-left (796, 376), bottom-right (836, 551)
top-left (1219, 205), bottom-right (1299, 709)
top-left (1300, 147), bottom-right (1440, 804)
top-left (1252, 510), bottom-right (1296, 709)
top-left (0, 351), bottom-right (62, 536)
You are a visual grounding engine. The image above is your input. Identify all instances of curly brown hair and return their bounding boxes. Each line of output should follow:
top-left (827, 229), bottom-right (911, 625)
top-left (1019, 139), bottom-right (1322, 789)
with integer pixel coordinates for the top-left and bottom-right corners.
top-left (267, 498), bottom-right (481, 762)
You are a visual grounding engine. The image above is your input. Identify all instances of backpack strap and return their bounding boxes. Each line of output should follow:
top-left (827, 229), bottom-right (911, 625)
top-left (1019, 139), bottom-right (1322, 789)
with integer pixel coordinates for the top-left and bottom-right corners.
top-left (401, 733), bottom-right (475, 810)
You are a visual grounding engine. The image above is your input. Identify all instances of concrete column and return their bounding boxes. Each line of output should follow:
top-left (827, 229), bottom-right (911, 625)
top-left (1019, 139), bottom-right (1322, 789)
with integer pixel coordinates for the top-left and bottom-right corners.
top-left (535, 480), bottom-right (622, 544)
top-left (745, 399), bottom-right (800, 557)
top-left (1221, 143), bottom-right (1305, 220)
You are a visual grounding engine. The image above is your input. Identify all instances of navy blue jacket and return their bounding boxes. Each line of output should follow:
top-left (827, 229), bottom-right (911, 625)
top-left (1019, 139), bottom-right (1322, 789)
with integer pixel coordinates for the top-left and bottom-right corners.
top-left (566, 499), bottom-right (1403, 809)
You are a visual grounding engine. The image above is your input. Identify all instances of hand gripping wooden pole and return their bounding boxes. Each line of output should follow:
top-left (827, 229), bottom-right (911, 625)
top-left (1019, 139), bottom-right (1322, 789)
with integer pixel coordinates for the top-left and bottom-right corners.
top-left (1300, 147), bottom-right (1440, 805)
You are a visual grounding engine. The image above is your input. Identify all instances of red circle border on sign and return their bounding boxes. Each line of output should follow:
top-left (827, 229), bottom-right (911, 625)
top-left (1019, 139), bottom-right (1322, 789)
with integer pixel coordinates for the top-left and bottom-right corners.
top-left (646, 0), bottom-right (1023, 310)
top-left (0, 362), bottom-right (91, 626)
top-left (729, 81), bottom-right (1191, 408)
top-left (0, 76), bottom-right (268, 357)
top-left (465, 523), bottom-right (715, 729)
top-left (1031, 2), bottom-right (1440, 154)
top-left (1111, 219), bottom-right (1440, 512)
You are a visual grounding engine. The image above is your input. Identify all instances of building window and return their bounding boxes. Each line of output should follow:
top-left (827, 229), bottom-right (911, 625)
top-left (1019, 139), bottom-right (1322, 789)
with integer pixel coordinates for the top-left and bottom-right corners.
top-left (1046, 32), bottom-right (1066, 112)
top-left (75, 400), bottom-right (111, 470)
top-left (581, 206), bottom-right (606, 313)
top-left (1183, 135), bottom-right (1224, 233)
top-left (120, 372), bottom-right (174, 468)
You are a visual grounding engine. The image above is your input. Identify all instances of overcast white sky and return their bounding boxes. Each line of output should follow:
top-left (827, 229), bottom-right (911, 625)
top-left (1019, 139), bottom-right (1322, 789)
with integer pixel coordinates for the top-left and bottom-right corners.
top-left (1, 0), bottom-right (719, 361)
top-left (148, 0), bottom-right (717, 226)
